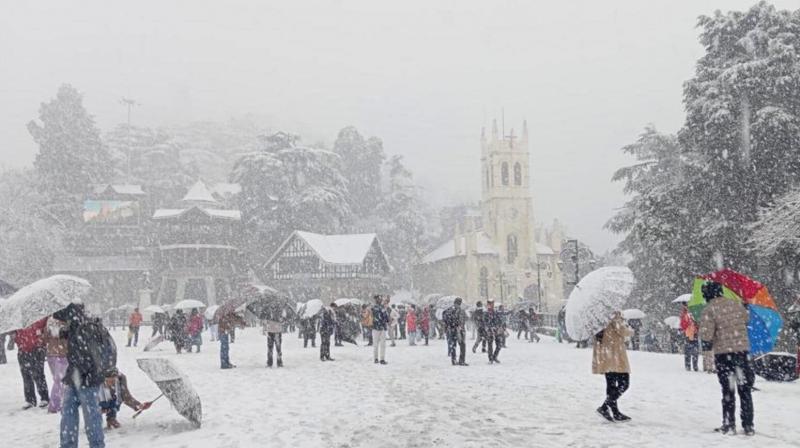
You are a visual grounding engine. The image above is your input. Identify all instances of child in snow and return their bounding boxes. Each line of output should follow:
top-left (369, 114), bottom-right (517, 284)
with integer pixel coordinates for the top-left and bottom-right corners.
top-left (99, 368), bottom-right (151, 429)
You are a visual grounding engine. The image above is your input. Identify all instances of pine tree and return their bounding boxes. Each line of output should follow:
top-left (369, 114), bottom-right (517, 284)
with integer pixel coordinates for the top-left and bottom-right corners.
top-left (333, 127), bottom-right (385, 217)
top-left (28, 84), bottom-right (111, 225)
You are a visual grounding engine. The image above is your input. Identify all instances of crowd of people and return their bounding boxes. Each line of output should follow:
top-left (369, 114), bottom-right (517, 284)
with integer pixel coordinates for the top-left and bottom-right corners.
top-left (1, 279), bottom-right (776, 446)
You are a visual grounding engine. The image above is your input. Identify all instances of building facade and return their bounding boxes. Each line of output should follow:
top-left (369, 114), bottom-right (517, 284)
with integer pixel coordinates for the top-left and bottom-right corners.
top-left (263, 231), bottom-right (391, 304)
top-left (413, 120), bottom-right (565, 311)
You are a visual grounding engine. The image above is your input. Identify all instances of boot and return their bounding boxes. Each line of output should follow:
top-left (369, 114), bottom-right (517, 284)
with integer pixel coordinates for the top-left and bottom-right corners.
top-left (277, 358), bottom-right (283, 368)
top-left (596, 405), bottom-right (614, 422)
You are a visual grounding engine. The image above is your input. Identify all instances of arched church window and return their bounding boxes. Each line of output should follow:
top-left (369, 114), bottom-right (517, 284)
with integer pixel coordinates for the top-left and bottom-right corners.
top-left (479, 267), bottom-right (489, 299)
top-left (514, 162), bottom-right (522, 186)
top-left (501, 162), bottom-right (509, 186)
top-left (507, 234), bottom-right (518, 264)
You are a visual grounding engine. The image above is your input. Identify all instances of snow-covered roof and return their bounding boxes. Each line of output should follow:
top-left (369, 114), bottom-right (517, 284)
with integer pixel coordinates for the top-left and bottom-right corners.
top-left (295, 231), bottom-right (378, 264)
top-left (536, 242), bottom-right (555, 256)
top-left (420, 232), bottom-right (499, 264)
top-left (182, 181), bottom-right (219, 204)
top-left (52, 254), bottom-right (152, 272)
top-left (152, 206), bottom-right (241, 221)
top-left (211, 183), bottom-right (242, 197)
top-left (92, 184), bottom-right (145, 196)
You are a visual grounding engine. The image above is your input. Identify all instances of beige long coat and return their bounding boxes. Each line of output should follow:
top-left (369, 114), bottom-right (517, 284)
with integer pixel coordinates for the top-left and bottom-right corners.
top-left (592, 314), bottom-right (632, 374)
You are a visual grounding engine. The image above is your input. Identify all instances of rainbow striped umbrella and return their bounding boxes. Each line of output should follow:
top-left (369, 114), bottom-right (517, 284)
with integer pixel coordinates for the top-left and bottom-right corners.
top-left (688, 269), bottom-right (783, 356)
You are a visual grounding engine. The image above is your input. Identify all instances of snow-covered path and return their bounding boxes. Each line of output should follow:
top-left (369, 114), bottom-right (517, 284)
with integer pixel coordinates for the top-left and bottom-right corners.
top-left (1, 328), bottom-right (798, 447)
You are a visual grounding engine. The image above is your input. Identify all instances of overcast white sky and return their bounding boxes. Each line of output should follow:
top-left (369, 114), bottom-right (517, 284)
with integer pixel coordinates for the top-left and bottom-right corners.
top-left (2, 0), bottom-right (798, 252)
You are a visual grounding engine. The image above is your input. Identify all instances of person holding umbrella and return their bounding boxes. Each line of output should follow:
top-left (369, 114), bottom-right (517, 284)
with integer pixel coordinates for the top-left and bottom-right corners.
top-left (319, 304), bottom-right (336, 362)
top-left (218, 311), bottom-right (246, 369)
top-left (699, 281), bottom-right (754, 436)
top-left (14, 318), bottom-right (50, 409)
top-left (99, 368), bottom-right (152, 429)
top-left (593, 311), bottom-right (632, 422)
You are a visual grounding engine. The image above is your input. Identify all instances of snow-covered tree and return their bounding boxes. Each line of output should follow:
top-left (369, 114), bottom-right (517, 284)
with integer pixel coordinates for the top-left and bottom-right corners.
top-left (0, 169), bottom-right (64, 285)
top-left (28, 84), bottom-right (111, 225)
top-left (680, 2), bottom-right (800, 270)
top-left (232, 132), bottom-right (352, 261)
top-left (333, 127), bottom-right (385, 217)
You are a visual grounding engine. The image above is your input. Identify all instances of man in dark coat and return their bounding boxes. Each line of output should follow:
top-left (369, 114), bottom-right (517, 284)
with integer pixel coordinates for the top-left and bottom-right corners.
top-left (443, 297), bottom-right (468, 366)
top-left (302, 316), bottom-right (317, 348)
top-left (486, 300), bottom-right (504, 363)
top-left (371, 295), bottom-right (389, 364)
top-left (53, 302), bottom-right (107, 448)
top-left (169, 310), bottom-right (188, 354)
top-left (472, 301), bottom-right (487, 353)
top-left (319, 305), bottom-right (336, 361)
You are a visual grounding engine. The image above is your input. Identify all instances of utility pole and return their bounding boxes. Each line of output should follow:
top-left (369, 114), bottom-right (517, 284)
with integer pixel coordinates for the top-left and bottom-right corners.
top-left (565, 239), bottom-right (580, 285)
top-left (120, 98), bottom-right (139, 181)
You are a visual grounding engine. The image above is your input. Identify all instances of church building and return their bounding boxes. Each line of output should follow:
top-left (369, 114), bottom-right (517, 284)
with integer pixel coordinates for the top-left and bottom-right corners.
top-left (413, 120), bottom-right (565, 312)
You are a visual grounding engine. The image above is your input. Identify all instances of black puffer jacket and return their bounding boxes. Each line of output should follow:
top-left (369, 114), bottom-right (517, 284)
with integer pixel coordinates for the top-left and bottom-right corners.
top-left (53, 304), bottom-right (109, 388)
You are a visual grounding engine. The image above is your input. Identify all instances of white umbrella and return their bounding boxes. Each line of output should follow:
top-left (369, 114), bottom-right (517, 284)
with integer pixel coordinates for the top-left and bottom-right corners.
top-left (334, 298), bottom-right (362, 307)
top-left (423, 293), bottom-right (444, 306)
top-left (565, 267), bottom-right (635, 341)
top-left (204, 305), bottom-right (219, 320)
top-left (144, 305), bottom-right (165, 314)
top-left (672, 294), bottom-right (691, 304)
top-left (435, 295), bottom-right (461, 309)
top-left (117, 303), bottom-right (136, 311)
top-left (302, 299), bottom-right (324, 318)
top-left (664, 316), bottom-right (681, 329)
top-left (0, 275), bottom-right (91, 334)
top-left (174, 299), bottom-right (206, 310)
top-left (622, 308), bottom-right (646, 320)
top-left (390, 290), bottom-right (417, 306)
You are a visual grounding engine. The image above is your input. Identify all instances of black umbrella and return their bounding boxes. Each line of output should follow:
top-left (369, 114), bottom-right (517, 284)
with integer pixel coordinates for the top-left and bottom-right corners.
top-left (753, 353), bottom-right (798, 382)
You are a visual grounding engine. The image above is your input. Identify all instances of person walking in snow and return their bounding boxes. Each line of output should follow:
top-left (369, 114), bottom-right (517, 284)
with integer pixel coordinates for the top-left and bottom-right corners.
top-left (45, 317), bottom-right (68, 413)
top-left (126, 308), bottom-right (142, 347)
top-left (186, 309), bottom-right (203, 353)
top-left (398, 305), bottom-right (407, 340)
top-left (680, 305), bottom-right (699, 371)
top-left (319, 304), bottom-right (336, 361)
top-left (218, 311), bottom-right (246, 369)
top-left (361, 304), bottom-right (373, 346)
top-left (471, 301), bottom-right (487, 353)
top-left (528, 307), bottom-right (541, 343)
top-left (388, 304), bottom-right (399, 347)
top-left (170, 310), bottom-right (188, 354)
top-left (371, 295), bottom-right (389, 364)
top-left (302, 315), bottom-right (317, 348)
top-left (53, 302), bottom-right (109, 448)
top-left (594, 311), bottom-right (633, 422)
top-left (15, 318), bottom-right (50, 409)
top-left (516, 309), bottom-right (529, 341)
top-left (443, 298), bottom-right (468, 366)
top-left (700, 281), bottom-right (754, 436)
top-left (419, 306), bottom-right (430, 346)
top-left (262, 303), bottom-right (286, 368)
top-left (406, 305), bottom-right (417, 346)
top-left (485, 300), bottom-right (504, 363)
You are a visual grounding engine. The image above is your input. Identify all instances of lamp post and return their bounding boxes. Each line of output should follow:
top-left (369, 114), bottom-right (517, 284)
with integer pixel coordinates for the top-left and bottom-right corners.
top-left (535, 261), bottom-right (550, 312)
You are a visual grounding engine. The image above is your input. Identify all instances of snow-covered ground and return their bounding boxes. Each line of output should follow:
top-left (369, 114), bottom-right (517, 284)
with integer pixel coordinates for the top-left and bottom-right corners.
top-left (1, 328), bottom-right (799, 447)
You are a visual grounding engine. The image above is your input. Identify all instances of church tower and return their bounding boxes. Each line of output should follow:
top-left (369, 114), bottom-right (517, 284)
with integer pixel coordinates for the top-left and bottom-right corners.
top-left (480, 119), bottom-right (536, 281)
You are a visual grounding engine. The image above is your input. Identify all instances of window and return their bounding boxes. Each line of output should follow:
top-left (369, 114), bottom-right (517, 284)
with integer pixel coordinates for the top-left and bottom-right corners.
top-left (501, 162), bottom-right (509, 186)
top-left (514, 162), bottom-right (522, 186)
top-left (479, 267), bottom-right (489, 299)
top-left (507, 234), bottom-right (518, 263)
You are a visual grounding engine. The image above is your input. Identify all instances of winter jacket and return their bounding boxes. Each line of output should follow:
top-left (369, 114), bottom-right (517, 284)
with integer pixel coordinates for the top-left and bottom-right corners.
top-left (53, 305), bottom-right (110, 388)
top-left (170, 313), bottom-right (188, 338)
top-left (472, 308), bottom-right (486, 329)
top-left (418, 310), bottom-right (430, 331)
top-left (319, 309), bottom-right (336, 337)
top-left (679, 308), bottom-right (698, 341)
top-left (406, 311), bottom-right (417, 332)
top-left (443, 306), bottom-right (467, 333)
top-left (592, 314), bottom-right (631, 374)
top-left (186, 315), bottom-right (203, 336)
top-left (485, 309), bottom-right (504, 336)
top-left (128, 311), bottom-right (143, 328)
top-left (372, 305), bottom-right (389, 331)
top-left (101, 372), bottom-right (142, 411)
top-left (700, 297), bottom-right (749, 355)
top-left (218, 313), bottom-right (246, 334)
top-left (14, 318), bottom-right (47, 353)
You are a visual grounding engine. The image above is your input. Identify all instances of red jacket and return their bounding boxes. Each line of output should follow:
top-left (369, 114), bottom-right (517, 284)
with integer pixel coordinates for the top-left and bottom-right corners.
top-left (129, 311), bottom-right (143, 328)
top-left (14, 318), bottom-right (47, 353)
top-left (418, 310), bottom-right (430, 331)
top-left (406, 311), bottom-right (417, 332)
top-left (680, 308), bottom-right (697, 340)
top-left (186, 315), bottom-right (203, 336)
